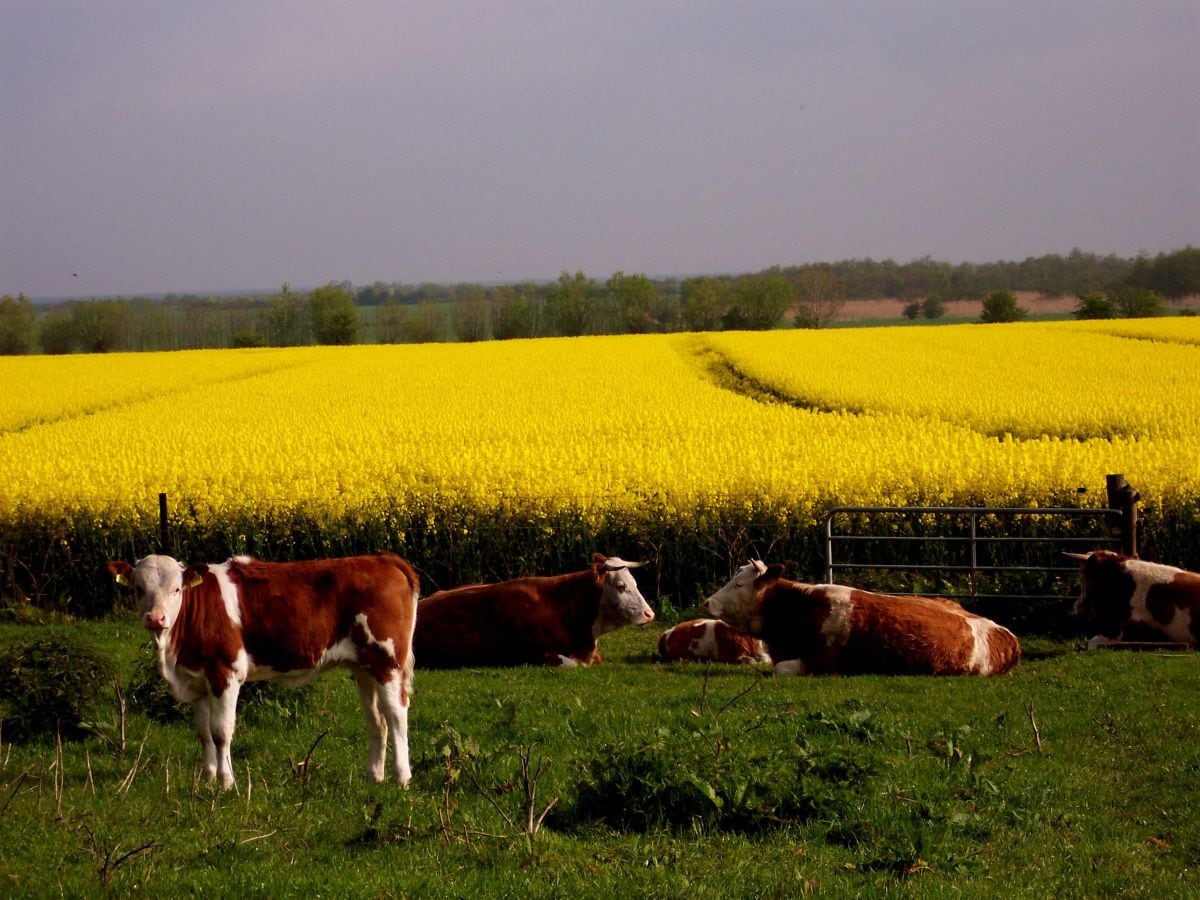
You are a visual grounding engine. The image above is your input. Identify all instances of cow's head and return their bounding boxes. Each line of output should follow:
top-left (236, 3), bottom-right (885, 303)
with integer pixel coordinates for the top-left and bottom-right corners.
top-left (108, 554), bottom-right (204, 635)
top-left (1064, 550), bottom-right (1136, 635)
top-left (591, 553), bottom-right (655, 635)
top-left (701, 560), bottom-right (777, 636)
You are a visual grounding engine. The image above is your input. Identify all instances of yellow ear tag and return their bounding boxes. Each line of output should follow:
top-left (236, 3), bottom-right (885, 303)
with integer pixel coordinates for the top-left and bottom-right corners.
top-left (188, 573), bottom-right (205, 588)
top-left (114, 573), bottom-right (130, 586)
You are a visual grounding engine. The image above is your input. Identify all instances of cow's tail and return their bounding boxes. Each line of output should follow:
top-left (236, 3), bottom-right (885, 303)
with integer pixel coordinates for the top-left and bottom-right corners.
top-left (383, 553), bottom-right (420, 703)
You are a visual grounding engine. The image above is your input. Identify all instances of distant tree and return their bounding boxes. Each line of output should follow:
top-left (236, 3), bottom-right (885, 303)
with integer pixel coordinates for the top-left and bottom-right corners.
top-left (793, 268), bottom-right (845, 329)
top-left (902, 301), bottom-right (921, 320)
top-left (1072, 292), bottom-right (1117, 320)
top-left (451, 284), bottom-right (489, 342)
top-left (1126, 246), bottom-right (1200, 299)
top-left (231, 329), bottom-right (266, 348)
top-left (355, 281), bottom-right (395, 306)
top-left (127, 299), bottom-right (178, 351)
top-left (375, 298), bottom-right (406, 343)
top-left (681, 276), bottom-right (729, 332)
top-left (72, 299), bottom-right (132, 352)
top-left (310, 282), bottom-right (360, 345)
top-left (400, 301), bottom-right (445, 343)
top-left (266, 284), bottom-right (310, 346)
top-left (607, 271), bottom-right (658, 333)
top-left (1111, 286), bottom-right (1165, 319)
top-left (0, 294), bottom-right (37, 355)
top-left (921, 294), bottom-right (946, 319)
top-left (39, 310), bottom-right (76, 354)
top-left (545, 271), bottom-right (597, 337)
top-left (979, 290), bottom-right (1027, 324)
top-left (492, 285), bottom-right (541, 340)
top-left (726, 270), bottom-right (793, 330)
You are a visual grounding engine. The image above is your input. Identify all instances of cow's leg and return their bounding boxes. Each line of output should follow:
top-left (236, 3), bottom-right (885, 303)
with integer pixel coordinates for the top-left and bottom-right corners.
top-left (209, 681), bottom-right (241, 790)
top-left (354, 669), bottom-right (388, 783)
top-left (193, 696), bottom-right (219, 782)
top-left (374, 670), bottom-right (411, 786)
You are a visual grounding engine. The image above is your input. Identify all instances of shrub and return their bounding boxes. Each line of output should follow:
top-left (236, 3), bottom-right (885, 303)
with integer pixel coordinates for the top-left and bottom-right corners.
top-left (921, 295), bottom-right (945, 319)
top-left (1073, 293), bottom-right (1117, 319)
top-left (979, 290), bottom-right (1026, 323)
top-left (1112, 286), bottom-right (1165, 319)
top-left (902, 302), bottom-right (921, 320)
top-left (0, 634), bottom-right (116, 740)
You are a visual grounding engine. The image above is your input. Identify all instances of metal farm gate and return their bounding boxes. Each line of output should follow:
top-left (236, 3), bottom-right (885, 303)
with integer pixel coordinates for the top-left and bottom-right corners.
top-left (822, 475), bottom-right (1141, 632)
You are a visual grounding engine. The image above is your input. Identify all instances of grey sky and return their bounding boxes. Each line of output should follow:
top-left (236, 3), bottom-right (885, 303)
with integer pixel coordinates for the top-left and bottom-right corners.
top-left (2, 1), bottom-right (1197, 300)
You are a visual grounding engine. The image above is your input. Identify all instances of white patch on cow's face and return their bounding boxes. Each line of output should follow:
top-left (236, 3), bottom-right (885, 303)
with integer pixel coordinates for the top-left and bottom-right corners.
top-left (130, 554), bottom-right (187, 635)
top-left (701, 562), bottom-right (765, 636)
top-left (594, 566), bottom-right (654, 635)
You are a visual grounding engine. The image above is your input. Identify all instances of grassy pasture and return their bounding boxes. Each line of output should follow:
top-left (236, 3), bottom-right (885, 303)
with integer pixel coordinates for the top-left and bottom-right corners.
top-left (1, 619), bottom-right (1197, 898)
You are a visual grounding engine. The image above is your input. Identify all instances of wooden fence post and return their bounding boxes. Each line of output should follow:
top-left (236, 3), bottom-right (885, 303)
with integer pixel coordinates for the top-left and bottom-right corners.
top-left (1105, 474), bottom-right (1140, 557)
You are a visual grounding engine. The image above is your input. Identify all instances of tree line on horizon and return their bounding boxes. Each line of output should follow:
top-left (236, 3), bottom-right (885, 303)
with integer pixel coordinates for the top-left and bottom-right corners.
top-left (1, 248), bottom-right (1197, 355)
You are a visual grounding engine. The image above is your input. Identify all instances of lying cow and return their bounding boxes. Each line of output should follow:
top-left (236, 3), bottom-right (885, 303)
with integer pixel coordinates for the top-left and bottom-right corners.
top-left (414, 554), bottom-right (654, 668)
top-left (702, 560), bottom-right (1020, 676)
top-left (658, 618), bottom-right (769, 664)
top-left (1066, 550), bottom-right (1199, 647)
top-left (109, 552), bottom-right (419, 789)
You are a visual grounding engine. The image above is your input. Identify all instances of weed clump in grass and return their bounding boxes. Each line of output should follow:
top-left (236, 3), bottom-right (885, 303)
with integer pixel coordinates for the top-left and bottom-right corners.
top-left (0, 632), bottom-right (116, 740)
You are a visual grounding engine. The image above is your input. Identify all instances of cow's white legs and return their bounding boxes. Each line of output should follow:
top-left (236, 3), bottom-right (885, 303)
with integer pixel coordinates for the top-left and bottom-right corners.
top-left (375, 674), bottom-right (411, 786)
top-left (355, 670), bottom-right (388, 783)
top-left (193, 697), bottom-right (218, 782)
top-left (209, 682), bottom-right (241, 790)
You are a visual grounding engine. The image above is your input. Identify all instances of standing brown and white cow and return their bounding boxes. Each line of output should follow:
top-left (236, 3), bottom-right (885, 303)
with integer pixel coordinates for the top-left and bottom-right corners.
top-left (658, 618), bottom-right (769, 665)
top-left (414, 554), bottom-right (654, 668)
top-left (109, 552), bottom-right (420, 789)
top-left (1067, 550), bottom-right (1200, 647)
top-left (702, 561), bottom-right (1020, 676)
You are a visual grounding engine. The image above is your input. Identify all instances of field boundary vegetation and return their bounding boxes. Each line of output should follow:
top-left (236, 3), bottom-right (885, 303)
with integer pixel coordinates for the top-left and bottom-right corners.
top-left (2, 247), bottom-right (1198, 354)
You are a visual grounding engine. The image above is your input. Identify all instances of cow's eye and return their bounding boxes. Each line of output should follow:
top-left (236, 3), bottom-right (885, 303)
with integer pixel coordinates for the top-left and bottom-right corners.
top-left (134, 586), bottom-right (144, 597)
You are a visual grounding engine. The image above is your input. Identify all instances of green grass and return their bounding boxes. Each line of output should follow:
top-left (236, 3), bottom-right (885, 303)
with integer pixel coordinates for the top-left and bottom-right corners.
top-left (1, 620), bottom-right (1198, 897)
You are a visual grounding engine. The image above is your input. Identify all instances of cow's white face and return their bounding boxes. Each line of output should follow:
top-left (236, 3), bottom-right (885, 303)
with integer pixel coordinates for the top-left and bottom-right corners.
top-left (112, 554), bottom-right (187, 635)
top-left (702, 560), bottom-right (767, 636)
top-left (595, 559), bottom-right (655, 635)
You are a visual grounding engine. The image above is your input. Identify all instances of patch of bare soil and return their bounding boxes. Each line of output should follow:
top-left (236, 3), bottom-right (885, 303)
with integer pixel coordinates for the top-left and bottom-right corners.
top-left (835, 292), bottom-right (1073, 321)
top-left (834, 293), bottom-right (1200, 322)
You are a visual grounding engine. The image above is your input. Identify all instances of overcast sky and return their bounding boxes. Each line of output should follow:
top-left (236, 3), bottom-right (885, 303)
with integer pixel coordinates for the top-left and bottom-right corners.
top-left (2, 1), bottom-right (1197, 300)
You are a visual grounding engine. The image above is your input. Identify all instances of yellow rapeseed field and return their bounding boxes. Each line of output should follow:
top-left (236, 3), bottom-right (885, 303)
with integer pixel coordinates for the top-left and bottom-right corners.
top-left (3, 320), bottom-right (1199, 535)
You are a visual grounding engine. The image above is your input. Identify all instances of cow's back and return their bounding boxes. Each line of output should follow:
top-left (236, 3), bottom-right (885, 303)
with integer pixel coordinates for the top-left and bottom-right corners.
top-left (415, 576), bottom-right (594, 668)
top-left (658, 619), bottom-right (766, 664)
top-left (228, 553), bottom-right (419, 673)
top-left (761, 582), bottom-right (1019, 676)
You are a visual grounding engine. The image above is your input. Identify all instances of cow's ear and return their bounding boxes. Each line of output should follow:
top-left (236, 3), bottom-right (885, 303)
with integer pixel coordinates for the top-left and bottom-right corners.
top-left (183, 563), bottom-right (209, 589)
top-left (755, 564), bottom-right (786, 589)
top-left (108, 561), bottom-right (133, 586)
top-left (750, 559), bottom-right (767, 575)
